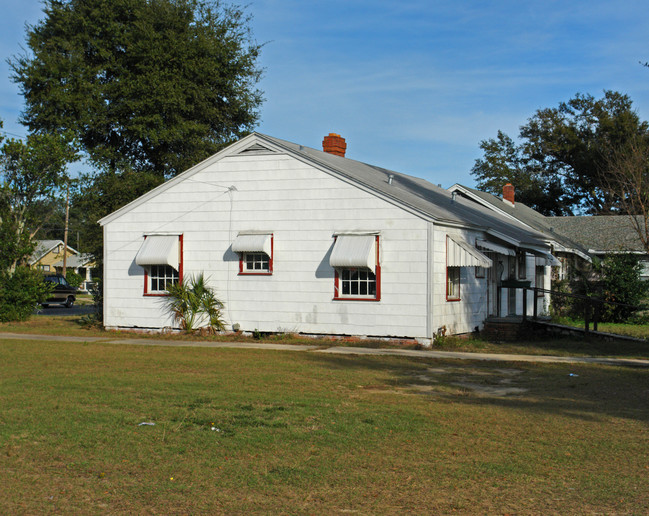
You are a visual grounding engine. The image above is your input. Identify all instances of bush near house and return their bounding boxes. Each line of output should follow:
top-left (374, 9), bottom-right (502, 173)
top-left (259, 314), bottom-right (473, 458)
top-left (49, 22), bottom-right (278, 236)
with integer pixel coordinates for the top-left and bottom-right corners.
top-left (551, 254), bottom-right (648, 323)
top-left (0, 266), bottom-right (52, 322)
top-left (64, 270), bottom-right (84, 289)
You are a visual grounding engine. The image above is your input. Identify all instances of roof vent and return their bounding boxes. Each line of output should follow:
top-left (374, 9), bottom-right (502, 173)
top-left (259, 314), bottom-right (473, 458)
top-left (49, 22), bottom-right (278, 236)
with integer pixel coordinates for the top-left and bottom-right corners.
top-left (322, 133), bottom-right (346, 157)
top-left (387, 174), bottom-right (394, 185)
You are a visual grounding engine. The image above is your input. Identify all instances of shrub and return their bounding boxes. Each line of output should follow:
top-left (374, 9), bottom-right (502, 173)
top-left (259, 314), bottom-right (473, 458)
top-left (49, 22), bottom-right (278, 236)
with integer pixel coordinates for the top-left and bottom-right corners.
top-left (165, 273), bottom-right (225, 332)
top-left (0, 267), bottom-right (52, 322)
top-left (595, 254), bottom-right (649, 322)
top-left (64, 270), bottom-right (84, 289)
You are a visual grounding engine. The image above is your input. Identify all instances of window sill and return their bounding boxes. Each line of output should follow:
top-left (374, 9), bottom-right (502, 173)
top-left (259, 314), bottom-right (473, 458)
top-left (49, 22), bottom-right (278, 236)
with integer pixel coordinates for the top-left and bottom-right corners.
top-left (333, 297), bottom-right (380, 302)
top-left (238, 272), bottom-right (273, 276)
top-left (144, 293), bottom-right (170, 297)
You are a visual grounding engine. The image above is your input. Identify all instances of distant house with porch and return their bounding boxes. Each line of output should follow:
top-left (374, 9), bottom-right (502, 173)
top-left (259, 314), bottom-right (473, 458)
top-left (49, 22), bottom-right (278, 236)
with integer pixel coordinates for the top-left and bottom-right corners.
top-left (29, 239), bottom-right (95, 291)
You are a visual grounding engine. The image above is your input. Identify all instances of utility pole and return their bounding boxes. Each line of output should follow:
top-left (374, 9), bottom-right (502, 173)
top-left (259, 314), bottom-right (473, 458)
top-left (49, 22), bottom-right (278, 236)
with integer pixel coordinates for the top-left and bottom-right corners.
top-left (62, 180), bottom-right (70, 278)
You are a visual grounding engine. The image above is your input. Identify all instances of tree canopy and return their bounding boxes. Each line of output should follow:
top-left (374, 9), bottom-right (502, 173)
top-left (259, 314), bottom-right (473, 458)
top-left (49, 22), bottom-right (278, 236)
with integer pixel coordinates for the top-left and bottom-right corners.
top-left (471, 91), bottom-right (649, 215)
top-left (0, 128), bottom-right (77, 274)
top-left (11, 0), bottom-right (264, 179)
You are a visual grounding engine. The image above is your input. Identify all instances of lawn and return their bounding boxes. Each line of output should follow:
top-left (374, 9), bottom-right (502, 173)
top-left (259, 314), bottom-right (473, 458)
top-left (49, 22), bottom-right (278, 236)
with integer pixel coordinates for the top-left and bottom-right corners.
top-left (1, 338), bottom-right (648, 514)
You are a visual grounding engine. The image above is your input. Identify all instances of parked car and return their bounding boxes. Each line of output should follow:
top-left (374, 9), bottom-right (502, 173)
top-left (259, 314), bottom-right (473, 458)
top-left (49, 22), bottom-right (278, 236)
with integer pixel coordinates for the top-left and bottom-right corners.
top-left (42, 274), bottom-right (77, 308)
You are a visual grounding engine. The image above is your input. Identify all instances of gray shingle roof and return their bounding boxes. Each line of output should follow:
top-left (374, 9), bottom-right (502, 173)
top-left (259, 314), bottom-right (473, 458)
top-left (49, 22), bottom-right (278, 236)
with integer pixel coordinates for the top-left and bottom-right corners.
top-left (547, 216), bottom-right (646, 254)
top-left (448, 184), bottom-right (590, 256)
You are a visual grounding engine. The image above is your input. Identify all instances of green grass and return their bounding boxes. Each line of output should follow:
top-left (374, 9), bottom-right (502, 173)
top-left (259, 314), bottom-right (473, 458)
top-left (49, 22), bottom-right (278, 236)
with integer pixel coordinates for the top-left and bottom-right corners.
top-left (553, 316), bottom-right (649, 340)
top-left (0, 339), bottom-right (647, 514)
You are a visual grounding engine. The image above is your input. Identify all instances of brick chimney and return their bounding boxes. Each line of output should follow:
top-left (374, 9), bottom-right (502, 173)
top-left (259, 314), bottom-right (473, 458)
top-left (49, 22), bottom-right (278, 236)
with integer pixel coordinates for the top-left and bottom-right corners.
top-left (322, 133), bottom-right (346, 157)
top-left (503, 183), bottom-right (515, 205)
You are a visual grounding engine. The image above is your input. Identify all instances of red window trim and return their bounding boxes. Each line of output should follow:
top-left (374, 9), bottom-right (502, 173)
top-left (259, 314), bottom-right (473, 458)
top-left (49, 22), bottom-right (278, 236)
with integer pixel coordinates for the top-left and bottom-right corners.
top-left (333, 235), bottom-right (381, 302)
top-left (238, 235), bottom-right (273, 276)
top-left (143, 234), bottom-right (184, 297)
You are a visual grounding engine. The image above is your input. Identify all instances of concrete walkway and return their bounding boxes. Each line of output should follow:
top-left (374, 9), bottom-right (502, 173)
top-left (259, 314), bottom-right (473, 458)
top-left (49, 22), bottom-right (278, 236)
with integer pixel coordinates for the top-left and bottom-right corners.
top-left (1, 332), bottom-right (648, 368)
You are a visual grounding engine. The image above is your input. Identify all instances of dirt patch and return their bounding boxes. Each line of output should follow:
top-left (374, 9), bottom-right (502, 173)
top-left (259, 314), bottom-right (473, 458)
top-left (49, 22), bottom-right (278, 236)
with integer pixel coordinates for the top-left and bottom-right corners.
top-left (406, 365), bottom-right (528, 398)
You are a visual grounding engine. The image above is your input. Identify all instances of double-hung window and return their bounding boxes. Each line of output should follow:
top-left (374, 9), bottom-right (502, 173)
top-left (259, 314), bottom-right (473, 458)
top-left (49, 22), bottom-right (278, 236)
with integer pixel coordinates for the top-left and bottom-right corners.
top-left (330, 234), bottom-right (381, 301)
top-left (232, 233), bottom-right (273, 275)
top-left (135, 234), bottom-right (183, 295)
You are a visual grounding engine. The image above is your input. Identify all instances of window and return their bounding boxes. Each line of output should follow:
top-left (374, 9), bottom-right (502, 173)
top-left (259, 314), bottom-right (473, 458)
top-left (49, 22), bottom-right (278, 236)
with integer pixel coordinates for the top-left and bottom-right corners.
top-left (447, 267), bottom-right (460, 301)
top-left (148, 265), bottom-right (179, 293)
top-left (243, 252), bottom-right (270, 272)
top-left (331, 234), bottom-right (381, 301)
top-left (340, 268), bottom-right (376, 297)
top-left (39, 264), bottom-right (50, 271)
top-left (475, 266), bottom-right (485, 278)
top-left (517, 251), bottom-right (527, 279)
top-left (233, 233), bottom-right (273, 275)
top-left (135, 234), bottom-right (183, 296)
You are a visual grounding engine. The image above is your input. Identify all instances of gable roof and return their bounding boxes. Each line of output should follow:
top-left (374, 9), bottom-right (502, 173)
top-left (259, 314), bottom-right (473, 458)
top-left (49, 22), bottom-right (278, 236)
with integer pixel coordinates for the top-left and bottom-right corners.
top-left (29, 240), bottom-right (79, 265)
top-left (547, 216), bottom-right (646, 254)
top-left (448, 183), bottom-right (591, 259)
top-left (99, 133), bottom-right (550, 250)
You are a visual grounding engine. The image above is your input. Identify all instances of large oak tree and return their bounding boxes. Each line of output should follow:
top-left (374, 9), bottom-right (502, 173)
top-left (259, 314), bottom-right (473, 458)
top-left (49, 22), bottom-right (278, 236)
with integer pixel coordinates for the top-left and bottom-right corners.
top-left (471, 91), bottom-right (649, 215)
top-left (11, 0), bottom-right (264, 179)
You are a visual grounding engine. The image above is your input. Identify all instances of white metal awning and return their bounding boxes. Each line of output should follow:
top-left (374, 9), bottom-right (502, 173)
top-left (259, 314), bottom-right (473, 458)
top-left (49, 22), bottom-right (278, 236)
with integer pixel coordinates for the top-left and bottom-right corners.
top-left (447, 236), bottom-right (492, 268)
top-left (476, 239), bottom-right (516, 256)
top-left (535, 253), bottom-right (561, 267)
top-left (135, 235), bottom-right (179, 270)
top-left (330, 234), bottom-right (377, 273)
top-left (232, 233), bottom-right (272, 256)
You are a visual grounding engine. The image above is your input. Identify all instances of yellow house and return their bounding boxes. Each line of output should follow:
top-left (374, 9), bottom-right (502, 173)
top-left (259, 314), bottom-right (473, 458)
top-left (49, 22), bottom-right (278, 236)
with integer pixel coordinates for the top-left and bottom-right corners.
top-left (29, 240), bottom-right (95, 291)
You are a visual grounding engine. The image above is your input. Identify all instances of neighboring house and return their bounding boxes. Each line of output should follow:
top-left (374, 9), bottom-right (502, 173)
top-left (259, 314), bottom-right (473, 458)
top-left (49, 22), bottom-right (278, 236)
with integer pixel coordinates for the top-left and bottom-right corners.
top-left (448, 183), bottom-right (649, 280)
top-left (99, 133), bottom-right (557, 341)
top-left (29, 239), bottom-right (96, 291)
top-left (546, 216), bottom-right (649, 280)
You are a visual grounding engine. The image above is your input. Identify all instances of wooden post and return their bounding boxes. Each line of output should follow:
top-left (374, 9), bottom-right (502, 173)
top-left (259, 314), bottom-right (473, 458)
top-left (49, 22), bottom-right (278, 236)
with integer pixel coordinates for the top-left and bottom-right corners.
top-left (62, 181), bottom-right (70, 278)
top-left (522, 287), bottom-right (527, 322)
top-left (584, 302), bottom-right (590, 334)
top-left (533, 287), bottom-right (538, 320)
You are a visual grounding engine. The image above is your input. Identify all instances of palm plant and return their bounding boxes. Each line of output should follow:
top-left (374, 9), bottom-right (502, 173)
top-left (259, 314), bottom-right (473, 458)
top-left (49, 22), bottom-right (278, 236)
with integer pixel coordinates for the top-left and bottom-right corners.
top-left (164, 273), bottom-right (225, 332)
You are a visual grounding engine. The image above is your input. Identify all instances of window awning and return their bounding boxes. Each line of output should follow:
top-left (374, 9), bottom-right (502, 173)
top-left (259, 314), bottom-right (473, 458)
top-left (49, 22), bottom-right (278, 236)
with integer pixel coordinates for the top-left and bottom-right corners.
top-left (232, 233), bottom-right (272, 256)
top-left (447, 236), bottom-right (492, 268)
top-left (135, 235), bottom-right (179, 270)
top-left (330, 234), bottom-right (377, 273)
top-left (476, 239), bottom-right (516, 256)
top-left (535, 253), bottom-right (561, 267)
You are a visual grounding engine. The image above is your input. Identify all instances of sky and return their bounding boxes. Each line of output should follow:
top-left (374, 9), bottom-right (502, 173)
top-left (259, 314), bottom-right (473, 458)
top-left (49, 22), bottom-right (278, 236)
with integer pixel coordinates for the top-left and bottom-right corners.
top-left (1, 0), bottom-right (648, 188)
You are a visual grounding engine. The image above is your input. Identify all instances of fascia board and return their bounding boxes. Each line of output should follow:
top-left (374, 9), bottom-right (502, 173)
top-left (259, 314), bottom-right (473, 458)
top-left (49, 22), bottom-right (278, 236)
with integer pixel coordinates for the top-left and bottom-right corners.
top-left (98, 133), bottom-right (262, 226)
top-left (449, 184), bottom-right (520, 223)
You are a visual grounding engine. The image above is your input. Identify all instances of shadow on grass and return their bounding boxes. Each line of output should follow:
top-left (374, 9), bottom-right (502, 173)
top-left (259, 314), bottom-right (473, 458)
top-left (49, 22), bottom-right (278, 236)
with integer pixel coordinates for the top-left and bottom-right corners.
top-left (303, 352), bottom-right (649, 424)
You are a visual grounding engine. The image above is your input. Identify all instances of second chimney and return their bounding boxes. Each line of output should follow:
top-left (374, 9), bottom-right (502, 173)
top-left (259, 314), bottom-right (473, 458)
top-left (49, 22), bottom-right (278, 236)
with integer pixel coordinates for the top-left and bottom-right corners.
top-left (322, 133), bottom-right (347, 157)
top-left (503, 183), bottom-right (515, 205)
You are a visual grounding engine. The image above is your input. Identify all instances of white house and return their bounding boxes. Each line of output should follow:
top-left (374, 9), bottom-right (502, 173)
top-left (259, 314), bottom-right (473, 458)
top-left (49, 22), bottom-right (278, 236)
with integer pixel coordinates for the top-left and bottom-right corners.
top-left (99, 133), bottom-right (556, 341)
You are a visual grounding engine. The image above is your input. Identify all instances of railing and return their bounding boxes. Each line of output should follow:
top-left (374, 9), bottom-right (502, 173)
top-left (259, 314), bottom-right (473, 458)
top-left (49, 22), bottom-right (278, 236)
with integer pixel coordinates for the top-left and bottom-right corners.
top-left (497, 285), bottom-right (640, 334)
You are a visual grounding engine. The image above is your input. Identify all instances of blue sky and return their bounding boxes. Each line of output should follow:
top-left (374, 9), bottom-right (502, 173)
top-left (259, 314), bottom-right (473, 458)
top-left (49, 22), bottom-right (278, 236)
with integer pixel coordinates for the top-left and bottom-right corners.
top-left (1, 0), bottom-right (648, 187)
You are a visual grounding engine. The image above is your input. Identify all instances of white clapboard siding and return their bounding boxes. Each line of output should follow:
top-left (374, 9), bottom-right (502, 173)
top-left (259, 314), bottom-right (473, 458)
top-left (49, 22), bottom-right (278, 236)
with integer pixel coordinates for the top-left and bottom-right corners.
top-left (103, 153), bottom-right (433, 338)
